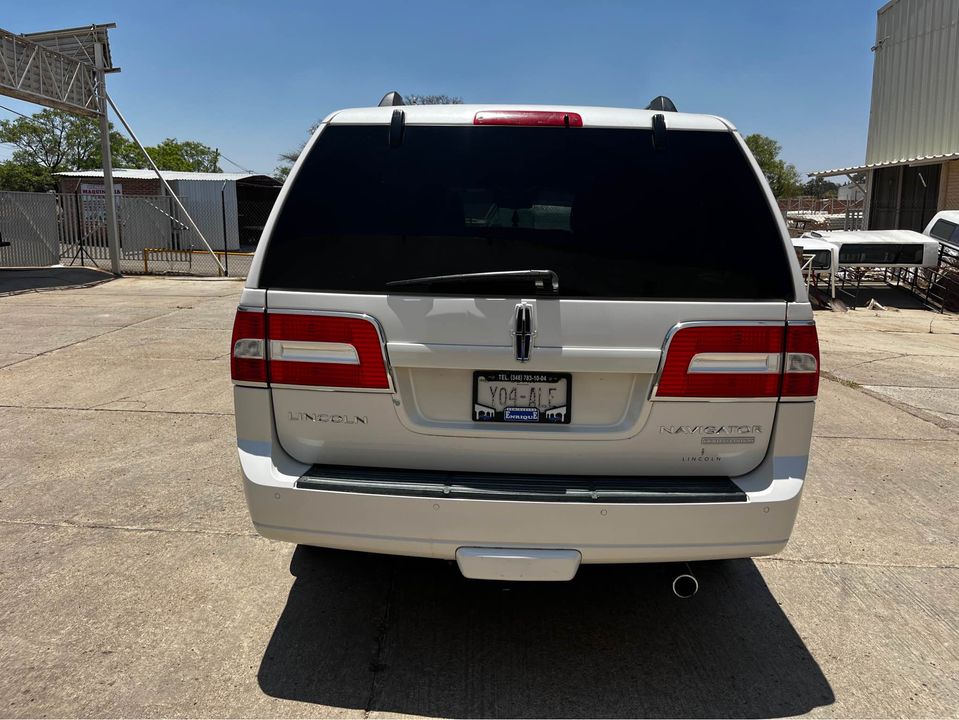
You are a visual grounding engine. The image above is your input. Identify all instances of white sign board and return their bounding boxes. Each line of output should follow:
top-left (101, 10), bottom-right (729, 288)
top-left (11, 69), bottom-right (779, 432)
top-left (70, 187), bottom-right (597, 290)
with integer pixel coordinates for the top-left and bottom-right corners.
top-left (80, 182), bottom-right (123, 227)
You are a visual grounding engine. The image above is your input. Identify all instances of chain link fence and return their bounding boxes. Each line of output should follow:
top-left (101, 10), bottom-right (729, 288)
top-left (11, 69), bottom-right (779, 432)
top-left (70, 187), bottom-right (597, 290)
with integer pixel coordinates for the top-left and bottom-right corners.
top-left (0, 189), bottom-right (276, 277)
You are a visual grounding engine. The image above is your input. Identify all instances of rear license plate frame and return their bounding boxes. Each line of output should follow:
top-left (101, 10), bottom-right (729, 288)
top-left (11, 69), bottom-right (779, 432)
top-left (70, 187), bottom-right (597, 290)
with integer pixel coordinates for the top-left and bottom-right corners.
top-left (472, 370), bottom-right (572, 424)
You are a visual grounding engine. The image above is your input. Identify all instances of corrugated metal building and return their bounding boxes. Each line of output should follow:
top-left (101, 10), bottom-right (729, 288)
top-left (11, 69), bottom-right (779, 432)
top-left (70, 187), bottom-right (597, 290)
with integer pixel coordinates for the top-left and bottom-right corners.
top-left (811, 0), bottom-right (959, 231)
top-left (56, 169), bottom-right (281, 250)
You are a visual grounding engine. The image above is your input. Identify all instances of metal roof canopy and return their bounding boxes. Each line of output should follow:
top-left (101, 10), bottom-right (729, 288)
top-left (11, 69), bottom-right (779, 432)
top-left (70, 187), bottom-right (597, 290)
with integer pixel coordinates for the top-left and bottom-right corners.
top-left (808, 153), bottom-right (958, 179)
top-left (0, 23), bottom-right (115, 117)
top-left (55, 169), bottom-right (279, 183)
top-left (810, 0), bottom-right (959, 180)
top-left (22, 24), bottom-right (116, 70)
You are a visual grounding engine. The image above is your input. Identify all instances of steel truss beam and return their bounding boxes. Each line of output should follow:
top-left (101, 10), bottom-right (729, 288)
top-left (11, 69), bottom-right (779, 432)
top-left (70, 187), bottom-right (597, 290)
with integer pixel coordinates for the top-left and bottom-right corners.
top-left (0, 27), bottom-right (102, 117)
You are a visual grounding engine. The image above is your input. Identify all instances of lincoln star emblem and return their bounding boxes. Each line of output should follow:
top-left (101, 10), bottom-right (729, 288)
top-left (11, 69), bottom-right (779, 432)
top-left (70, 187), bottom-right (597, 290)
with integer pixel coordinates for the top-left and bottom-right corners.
top-left (511, 302), bottom-right (535, 362)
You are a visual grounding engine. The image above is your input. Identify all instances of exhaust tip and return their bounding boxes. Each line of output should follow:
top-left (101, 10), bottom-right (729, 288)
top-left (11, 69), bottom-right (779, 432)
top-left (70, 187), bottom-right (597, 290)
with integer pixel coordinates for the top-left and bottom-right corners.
top-left (672, 573), bottom-right (699, 599)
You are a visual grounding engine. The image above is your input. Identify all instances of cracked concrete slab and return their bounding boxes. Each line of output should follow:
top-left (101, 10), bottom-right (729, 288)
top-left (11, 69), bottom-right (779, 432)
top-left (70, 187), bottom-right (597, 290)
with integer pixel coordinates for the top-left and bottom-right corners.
top-left (827, 353), bottom-right (959, 388)
top-left (0, 406), bottom-right (247, 534)
top-left (818, 349), bottom-right (903, 374)
top-left (0, 324), bottom-right (117, 357)
top-left (815, 309), bottom-right (958, 335)
top-left (79, 276), bottom-right (245, 298)
top-left (861, 385), bottom-right (959, 425)
top-left (785, 434), bottom-right (958, 567)
top-left (63, 325), bottom-right (232, 362)
top-left (0, 304), bottom-right (175, 328)
top-left (0, 522), bottom-right (368, 719)
top-left (0, 277), bottom-right (957, 718)
top-left (0, 354), bottom-right (233, 414)
top-left (812, 379), bottom-right (955, 440)
top-left (820, 330), bottom-right (959, 357)
top-left (0, 352), bottom-right (34, 369)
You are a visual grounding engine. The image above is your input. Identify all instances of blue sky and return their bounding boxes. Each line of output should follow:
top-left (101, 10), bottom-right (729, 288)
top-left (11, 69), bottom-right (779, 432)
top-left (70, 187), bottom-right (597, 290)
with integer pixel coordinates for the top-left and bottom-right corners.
top-left (2, 0), bottom-right (878, 177)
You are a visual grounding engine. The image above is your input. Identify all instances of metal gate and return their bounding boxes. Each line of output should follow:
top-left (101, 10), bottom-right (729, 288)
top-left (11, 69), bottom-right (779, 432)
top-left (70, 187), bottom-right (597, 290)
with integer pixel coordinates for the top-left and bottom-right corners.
top-left (0, 190), bottom-right (255, 276)
top-left (0, 191), bottom-right (61, 267)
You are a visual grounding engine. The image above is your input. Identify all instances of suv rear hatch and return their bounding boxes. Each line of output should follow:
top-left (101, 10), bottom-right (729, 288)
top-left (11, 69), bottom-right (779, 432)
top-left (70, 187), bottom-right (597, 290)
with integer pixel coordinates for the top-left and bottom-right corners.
top-left (241, 107), bottom-right (811, 477)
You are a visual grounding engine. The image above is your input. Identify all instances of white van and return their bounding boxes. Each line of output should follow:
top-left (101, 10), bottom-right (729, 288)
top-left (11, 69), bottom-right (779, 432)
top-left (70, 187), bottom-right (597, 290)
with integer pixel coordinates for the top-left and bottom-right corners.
top-left (232, 100), bottom-right (819, 583)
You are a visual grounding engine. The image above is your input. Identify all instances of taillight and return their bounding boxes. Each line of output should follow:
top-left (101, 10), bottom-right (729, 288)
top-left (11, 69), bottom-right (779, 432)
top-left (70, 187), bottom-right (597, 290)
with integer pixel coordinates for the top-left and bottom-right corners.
top-left (781, 323), bottom-right (820, 398)
top-left (231, 310), bottom-right (391, 390)
top-left (267, 313), bottom-right (390, 389)
top-left (473, 110), bottom-right (584, 127)
top-left (654, 325), bottom-right (784, 399)
top-left (653, 322), bottom-right (820, 400)
top-left (231, 308), bottom-right (267, 383)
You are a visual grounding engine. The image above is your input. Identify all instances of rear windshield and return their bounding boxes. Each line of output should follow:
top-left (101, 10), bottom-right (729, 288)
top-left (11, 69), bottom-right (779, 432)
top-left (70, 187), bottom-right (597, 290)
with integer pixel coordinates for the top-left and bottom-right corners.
top-left (260, 124), bottom-right (794, 300)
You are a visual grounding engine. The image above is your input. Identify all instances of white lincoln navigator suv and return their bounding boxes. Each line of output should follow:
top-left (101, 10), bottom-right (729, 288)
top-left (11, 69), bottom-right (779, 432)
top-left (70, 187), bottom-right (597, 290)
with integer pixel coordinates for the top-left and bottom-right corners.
top-left (232, 99), bottom-right (818, 583)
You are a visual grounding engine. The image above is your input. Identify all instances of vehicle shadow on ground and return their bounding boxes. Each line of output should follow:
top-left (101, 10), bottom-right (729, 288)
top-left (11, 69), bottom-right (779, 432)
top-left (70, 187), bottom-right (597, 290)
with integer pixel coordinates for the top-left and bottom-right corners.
top-left (258, 547), bottom-right (834, 718)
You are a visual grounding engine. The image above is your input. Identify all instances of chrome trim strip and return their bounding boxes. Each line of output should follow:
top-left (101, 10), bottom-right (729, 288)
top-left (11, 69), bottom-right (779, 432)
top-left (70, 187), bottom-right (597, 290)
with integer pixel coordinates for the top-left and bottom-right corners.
top-left (270, 340), bottom-right (360, 365)
top-left (687, 352), bottom-right (780, 374)
top-left (270, 382), bottom-right (394, 394)
top-left (648, 396), bottom-right (779, 403)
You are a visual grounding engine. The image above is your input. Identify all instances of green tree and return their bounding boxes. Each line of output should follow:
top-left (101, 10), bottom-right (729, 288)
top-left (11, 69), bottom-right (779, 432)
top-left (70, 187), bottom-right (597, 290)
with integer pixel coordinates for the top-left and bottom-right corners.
top-left (137, 138), bottom-right (221, 172)
top-left (0, 109), bottom-right (129, 174)
top-left (743, 133), bottom-right (802, 198)
top-left (405, 93), bottom-right (463, 105)
top-left (274, 92), bottom-right (464, 180)
top-left (801, 177), bottom-right (840, 199)
top-left (0, 109), bottom-right (221, 191)
top-left (0, 160), bottom-right (57, 192)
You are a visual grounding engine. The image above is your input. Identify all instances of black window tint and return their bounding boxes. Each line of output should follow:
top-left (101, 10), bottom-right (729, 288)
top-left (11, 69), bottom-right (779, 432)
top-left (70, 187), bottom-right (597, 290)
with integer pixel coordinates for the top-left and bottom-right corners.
top-left (930, 219), bottom-right (958, 243)
top-left (260, 125), bottom-right (794, 300)
top-left (837, 243), bottom-right (925, 265)
top-left (807, 249), bottom-right (832, 270)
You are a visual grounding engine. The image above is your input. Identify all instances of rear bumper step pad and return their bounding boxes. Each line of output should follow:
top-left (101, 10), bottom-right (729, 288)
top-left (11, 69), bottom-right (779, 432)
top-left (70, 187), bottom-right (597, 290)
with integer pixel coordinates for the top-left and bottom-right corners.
top-left (296, 464), bottom-right (747, 503)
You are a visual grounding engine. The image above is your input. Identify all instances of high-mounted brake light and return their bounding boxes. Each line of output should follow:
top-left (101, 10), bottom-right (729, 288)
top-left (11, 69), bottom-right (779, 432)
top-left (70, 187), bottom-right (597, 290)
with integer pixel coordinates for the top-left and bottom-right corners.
top-left (473, 110), bottom-right (584, 127)
top-left (231, 308), bottom-right (267, 383)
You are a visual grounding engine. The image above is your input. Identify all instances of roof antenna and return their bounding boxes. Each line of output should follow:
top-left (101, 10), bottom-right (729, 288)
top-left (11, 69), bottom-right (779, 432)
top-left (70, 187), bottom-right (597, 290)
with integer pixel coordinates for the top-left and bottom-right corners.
top-left (646, 95), bottom-right (677, 112)
top-left (379, 91), bottom-right (405, 107)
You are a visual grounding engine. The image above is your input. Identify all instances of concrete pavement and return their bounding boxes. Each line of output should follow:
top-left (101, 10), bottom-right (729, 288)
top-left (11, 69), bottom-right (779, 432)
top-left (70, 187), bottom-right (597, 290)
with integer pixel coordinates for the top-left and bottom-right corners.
top-left (0, 277), bottom-right (956, 717)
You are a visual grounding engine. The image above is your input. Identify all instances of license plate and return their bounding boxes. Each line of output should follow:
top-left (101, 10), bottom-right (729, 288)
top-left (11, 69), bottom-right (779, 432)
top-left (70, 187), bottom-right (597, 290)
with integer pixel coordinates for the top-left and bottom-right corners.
top-left (472, 371), bottom-right (571, 424)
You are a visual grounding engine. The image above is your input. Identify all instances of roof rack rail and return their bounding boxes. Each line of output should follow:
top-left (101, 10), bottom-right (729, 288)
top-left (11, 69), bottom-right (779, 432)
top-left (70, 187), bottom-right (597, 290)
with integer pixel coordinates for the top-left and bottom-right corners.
top-left (646, 95), bottom-right (677, 112)
top-left (379, 91), bottom-right (405, 107)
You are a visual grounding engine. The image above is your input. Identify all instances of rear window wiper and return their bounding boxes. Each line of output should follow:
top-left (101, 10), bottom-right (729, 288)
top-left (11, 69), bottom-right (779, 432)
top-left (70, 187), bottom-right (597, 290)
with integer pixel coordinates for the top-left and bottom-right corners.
top-left (385, 269), bottom-right (559, 293)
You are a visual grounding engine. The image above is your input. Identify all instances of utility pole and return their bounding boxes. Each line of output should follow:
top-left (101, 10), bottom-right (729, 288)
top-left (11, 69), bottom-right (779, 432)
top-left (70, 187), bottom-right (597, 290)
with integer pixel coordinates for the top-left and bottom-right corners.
top-left (95, 41), bottom-right (121, 274)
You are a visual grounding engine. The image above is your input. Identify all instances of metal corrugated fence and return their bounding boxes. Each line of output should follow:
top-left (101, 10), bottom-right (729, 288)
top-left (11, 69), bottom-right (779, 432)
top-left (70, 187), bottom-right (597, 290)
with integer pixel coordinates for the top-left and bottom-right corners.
top-left (0, 190), bottom-right (266, 277)
top-left (0, 191), bottom-right (60, 267)
top-left (866, 0), bottom-right (959, 166)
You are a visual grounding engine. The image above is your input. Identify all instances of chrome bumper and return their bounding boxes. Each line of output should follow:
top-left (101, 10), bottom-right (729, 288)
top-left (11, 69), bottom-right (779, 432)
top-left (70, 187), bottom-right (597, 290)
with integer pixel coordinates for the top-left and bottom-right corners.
top-left (239, 441), bottom-right (805, 565)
